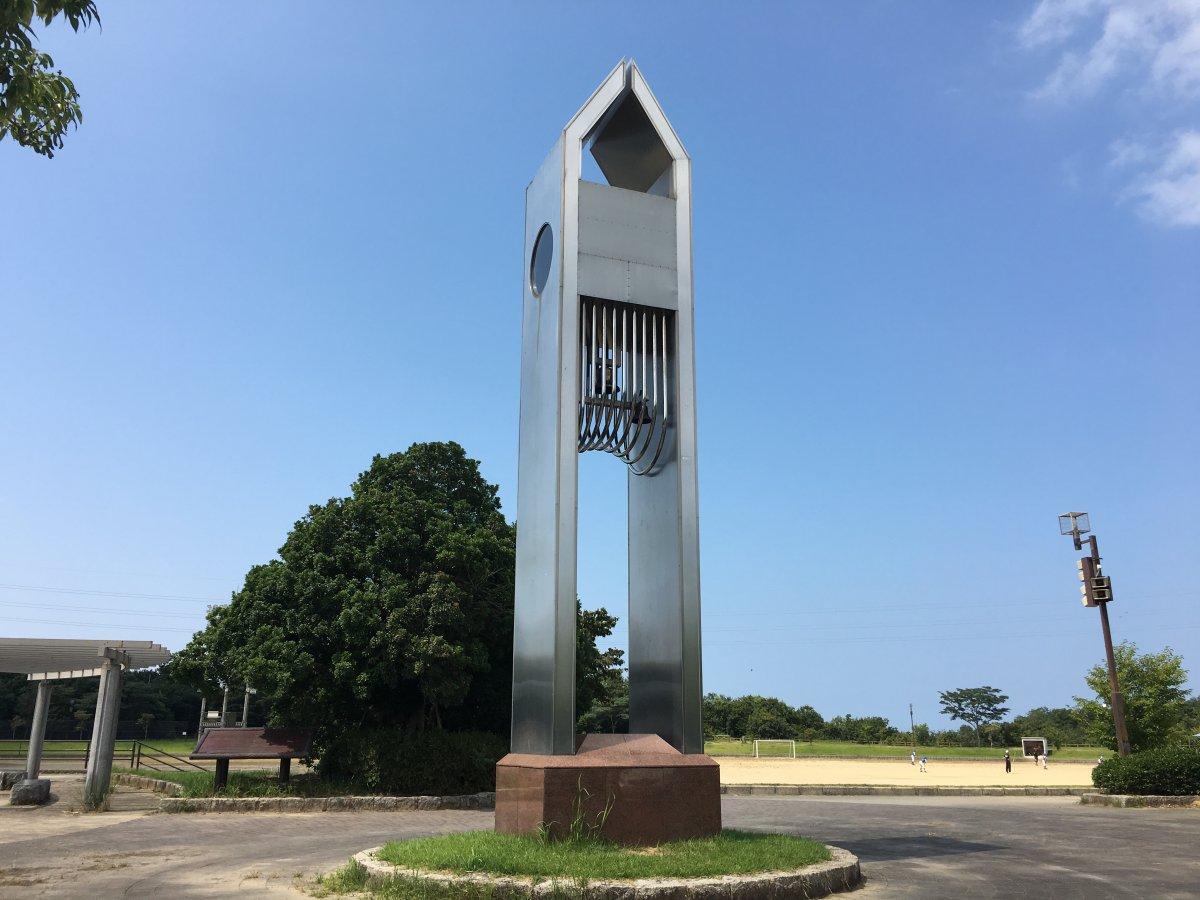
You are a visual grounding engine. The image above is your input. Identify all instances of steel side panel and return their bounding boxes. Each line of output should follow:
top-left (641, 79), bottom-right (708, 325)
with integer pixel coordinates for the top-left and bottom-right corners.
top-left (672, 157), bottom-right (704, 754)
top-left (578, 181), bottom-right (677, 310)
top-left (628, 428), bottom-right (685, 750)
top-left (577, 255), bottom-right (678, 309)
top-left (578, 181), bottom-right (677, 270)
top-left (512, 137), bottom-right (574, 755)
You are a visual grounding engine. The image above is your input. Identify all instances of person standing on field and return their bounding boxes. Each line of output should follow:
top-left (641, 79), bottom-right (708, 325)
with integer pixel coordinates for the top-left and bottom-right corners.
top-left (919, 755), bottom-right (928, 773)
top-left (1042, 750), bottom-right (1049, 770)
top-left (1004, 750), bottom-right (1011, 774)
top-left (910, 750), bottom-right (916, 766)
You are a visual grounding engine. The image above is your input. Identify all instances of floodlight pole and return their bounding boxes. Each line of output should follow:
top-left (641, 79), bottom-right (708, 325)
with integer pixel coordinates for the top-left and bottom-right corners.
top-left (1088, 535), bottom-right (1133, 757)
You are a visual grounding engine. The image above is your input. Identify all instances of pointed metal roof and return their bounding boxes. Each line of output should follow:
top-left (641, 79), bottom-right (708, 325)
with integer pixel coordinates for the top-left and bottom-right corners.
top-left (564, 60), bottom-right (688, 192)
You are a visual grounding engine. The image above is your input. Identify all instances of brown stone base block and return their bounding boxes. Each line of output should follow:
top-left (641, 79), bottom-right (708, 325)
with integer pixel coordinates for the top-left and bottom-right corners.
top-left (495, 733), bottom-right (721, 846)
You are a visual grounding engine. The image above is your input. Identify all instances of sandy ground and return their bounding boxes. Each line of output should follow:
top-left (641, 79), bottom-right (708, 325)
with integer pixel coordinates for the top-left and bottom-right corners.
top-left (717, 756), bottom-right (1096, 786)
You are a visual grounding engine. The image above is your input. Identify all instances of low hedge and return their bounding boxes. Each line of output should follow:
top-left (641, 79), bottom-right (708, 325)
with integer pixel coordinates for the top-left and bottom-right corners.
top-left (316, 728), bottom-right (506, 796)
top-left (1092, 746), bottom-right (1200, 796)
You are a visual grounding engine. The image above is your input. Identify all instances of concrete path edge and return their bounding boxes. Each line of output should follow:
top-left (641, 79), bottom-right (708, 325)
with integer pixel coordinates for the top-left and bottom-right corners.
top-left (721, 784), bottom-right (1090, 797)
top-left (350, 843), bottom-right (862, 898)
top-left (1080, 793), bottom-right (1200, 808)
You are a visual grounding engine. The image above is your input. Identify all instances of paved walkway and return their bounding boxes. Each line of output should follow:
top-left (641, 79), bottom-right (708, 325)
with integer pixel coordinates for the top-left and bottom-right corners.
top-left (1, 788), bottom-right (1197, 897)
top-left (732, 794), bottom-right (1200, 898)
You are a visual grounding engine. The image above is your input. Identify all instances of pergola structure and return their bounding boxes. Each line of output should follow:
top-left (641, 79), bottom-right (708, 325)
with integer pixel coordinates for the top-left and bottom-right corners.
top-left (0, 638), bottom-right (171, 805)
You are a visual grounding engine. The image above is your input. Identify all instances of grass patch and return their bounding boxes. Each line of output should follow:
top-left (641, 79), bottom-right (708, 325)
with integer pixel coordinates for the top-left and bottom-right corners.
top-left (117, 767), bottom-right (363, 798)
top-left (315, 858), bottom-right (588, 899)
top-left (374, 829), bottom-right (829, 880)
top-left (705, 740), bottom-right (1106, 760)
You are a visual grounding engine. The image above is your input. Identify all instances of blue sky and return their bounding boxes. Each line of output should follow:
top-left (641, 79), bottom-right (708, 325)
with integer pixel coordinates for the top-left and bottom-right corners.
top-left (2, 1), bottom-right (1197, 730)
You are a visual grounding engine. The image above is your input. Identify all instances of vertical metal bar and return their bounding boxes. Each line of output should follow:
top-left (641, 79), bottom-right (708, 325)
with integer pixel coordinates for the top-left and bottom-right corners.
top-left (652, 310), bottom-right (658, 408)
top-left (662, 313), bottom-right (669, 422)
top-left (641, 310), bottom-right (647, 408)
top-left (578, 297), bottom-right (583, 424)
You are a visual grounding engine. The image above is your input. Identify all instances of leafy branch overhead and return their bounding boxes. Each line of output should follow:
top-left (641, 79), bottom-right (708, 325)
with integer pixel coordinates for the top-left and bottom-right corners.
top-left (0, 0), bottom-right (99, 157)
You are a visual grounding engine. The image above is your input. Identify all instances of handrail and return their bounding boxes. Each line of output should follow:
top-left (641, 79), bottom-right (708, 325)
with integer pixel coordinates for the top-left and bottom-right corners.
top-left (130, 740), bottom-right (209, 774)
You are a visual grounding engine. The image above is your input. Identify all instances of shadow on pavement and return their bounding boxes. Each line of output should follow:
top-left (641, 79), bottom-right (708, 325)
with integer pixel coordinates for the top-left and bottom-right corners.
top-left (828, 835), bottom-right (1004, 861)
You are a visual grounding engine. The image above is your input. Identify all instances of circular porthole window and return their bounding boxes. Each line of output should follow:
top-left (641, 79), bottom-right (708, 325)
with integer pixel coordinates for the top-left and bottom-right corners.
top-left (530, 223), bottom-right (553, 298)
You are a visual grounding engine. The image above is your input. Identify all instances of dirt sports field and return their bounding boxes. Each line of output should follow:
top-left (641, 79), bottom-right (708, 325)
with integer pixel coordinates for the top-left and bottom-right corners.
top-left (717, 756), bottom-right (1096, 786)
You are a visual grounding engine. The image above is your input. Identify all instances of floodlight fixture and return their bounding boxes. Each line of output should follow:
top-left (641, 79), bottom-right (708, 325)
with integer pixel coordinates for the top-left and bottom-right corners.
top-left (1059, 511), bottom-right (1091, 550)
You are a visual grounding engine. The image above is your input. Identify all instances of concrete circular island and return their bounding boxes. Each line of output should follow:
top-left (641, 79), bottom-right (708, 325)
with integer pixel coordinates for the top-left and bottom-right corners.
top-left (351, 843), bottom-right (862, 898)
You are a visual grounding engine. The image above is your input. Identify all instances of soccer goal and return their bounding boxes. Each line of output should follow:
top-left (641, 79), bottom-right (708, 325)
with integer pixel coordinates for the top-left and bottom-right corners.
top-left (752, 739), bottom-right (797, 758)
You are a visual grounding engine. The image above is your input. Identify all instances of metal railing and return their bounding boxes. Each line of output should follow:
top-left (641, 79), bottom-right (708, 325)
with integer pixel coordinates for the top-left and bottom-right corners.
top-left (129, 741), bottom-right (209, 774)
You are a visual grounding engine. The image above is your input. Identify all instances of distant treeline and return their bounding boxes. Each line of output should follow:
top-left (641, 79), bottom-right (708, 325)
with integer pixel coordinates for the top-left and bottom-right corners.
top-left (703, 693), bottom-right (1097, 748)
top-left (0, 670), bottom-right (270, 742)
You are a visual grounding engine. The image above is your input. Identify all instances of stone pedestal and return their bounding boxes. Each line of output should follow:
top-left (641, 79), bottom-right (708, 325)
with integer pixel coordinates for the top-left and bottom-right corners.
top-left (10, 778), bottom-right (51, 806)
top-left (0, 771), bottom-right (26, 791)
top-left (495, 734), bottom-right (721, 846)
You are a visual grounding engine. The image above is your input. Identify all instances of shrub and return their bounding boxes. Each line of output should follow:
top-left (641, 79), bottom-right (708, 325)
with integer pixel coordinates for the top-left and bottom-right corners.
top-left (317, 728), bottom-right (507, 796)
top-left (1091, 746), bottom-right (1200, 796)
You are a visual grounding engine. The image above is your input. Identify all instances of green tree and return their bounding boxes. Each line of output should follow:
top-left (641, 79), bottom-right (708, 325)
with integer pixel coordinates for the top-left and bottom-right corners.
top-left (172, 442), bottom-right (621, 751)
top-left (745, 705), bottom-right (792, 739)
top-left (1, 0), bottom-right (99, 157)
top-left (1011, 706), bottom-right (1088, 749)
top-left (578, 670), bottom-right (628, 734)
top-left (9, 714), bottom-right (25, 738)
top-left (1074, 642), bottom-right (1192, 752)
top-left (825, 713), bottom-right (897, 744)
top-left (172, 443), bottom-right (518, 744)
top-left (576, 601), bottom-right (624, 721)
top-left (938, 686), bottom-right (1010, 746)
top-left (701, 694), bottom-right (825, 741)
top-left (136, 711), bottom-right (155, 739)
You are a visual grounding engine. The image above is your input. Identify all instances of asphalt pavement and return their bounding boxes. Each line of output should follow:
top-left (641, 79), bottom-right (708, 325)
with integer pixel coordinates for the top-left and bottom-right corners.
top-left (1, 787), bottom-right (1196, 898)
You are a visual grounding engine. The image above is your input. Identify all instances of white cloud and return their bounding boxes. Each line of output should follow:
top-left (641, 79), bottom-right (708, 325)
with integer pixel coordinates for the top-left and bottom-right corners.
top-left (1121, 130), bottom-right (1200, 226)
top-left (1021, 0), bottom-right (1200, 100)
top-left (1019, 1), bottom-right (1200, 227)
top-left (1108, 137), bottom-right (1151, 167)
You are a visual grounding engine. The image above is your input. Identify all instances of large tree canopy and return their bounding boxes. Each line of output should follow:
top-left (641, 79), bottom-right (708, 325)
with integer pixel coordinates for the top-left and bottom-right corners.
top-left (1, 0), bottom-right (98, 157)
top-left (1074, 642), bottom-right (1192, 752)
top-left (938, 686), bottom-right (1010, 746)
top-left (173, 442), bottom-right (627, 747)
top-left (173, 442), bottom-right (518, 740)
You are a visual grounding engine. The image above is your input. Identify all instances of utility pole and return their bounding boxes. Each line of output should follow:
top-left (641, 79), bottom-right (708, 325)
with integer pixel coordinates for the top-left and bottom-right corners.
top-left (909, 703), bottom-right (916, 754)
top-left (1059, 512), bottom-right (1132, 757)
top-left (219, 685), bottom-right (229, 728)
top-left (1087, 534), bottom-right (1132, 757)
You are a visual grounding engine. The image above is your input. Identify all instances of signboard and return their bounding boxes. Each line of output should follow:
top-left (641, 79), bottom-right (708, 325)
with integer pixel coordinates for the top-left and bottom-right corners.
top-left (1021, 737), bottom-right (1048, 759)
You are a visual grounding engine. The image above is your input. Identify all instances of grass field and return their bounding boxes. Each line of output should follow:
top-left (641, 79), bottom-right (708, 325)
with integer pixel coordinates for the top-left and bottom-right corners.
top-left (704, 740), bottom-right (1107, 761)
top-left (0, 738), bottom-right (197, 756)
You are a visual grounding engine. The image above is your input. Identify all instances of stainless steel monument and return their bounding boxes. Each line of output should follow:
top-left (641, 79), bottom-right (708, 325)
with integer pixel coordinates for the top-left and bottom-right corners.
top-left (497, 60), bottom-right (718, 845)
